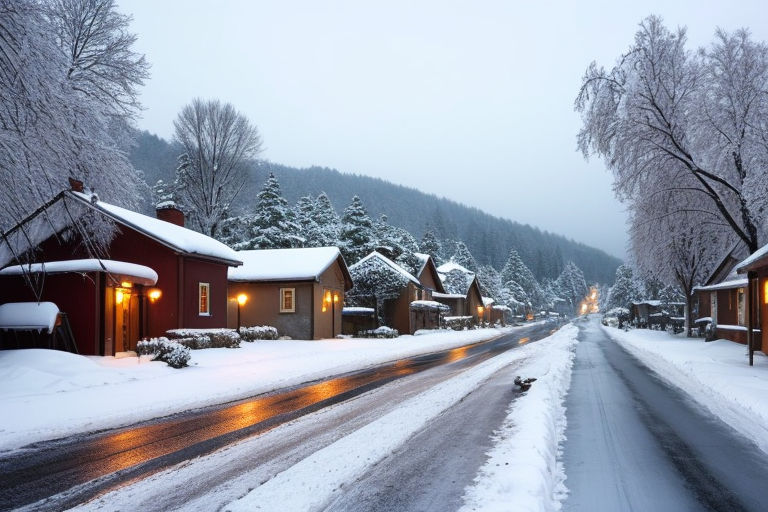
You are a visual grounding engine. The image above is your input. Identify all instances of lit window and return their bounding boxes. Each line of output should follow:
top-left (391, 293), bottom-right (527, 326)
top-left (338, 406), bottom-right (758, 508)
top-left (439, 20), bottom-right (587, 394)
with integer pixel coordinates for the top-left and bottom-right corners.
top-left (280, 288), bottom-right (295, 313)
top-left (738, 288), bottom-right (745, 326)
top-left (199, 283), bottom-right (210, 316)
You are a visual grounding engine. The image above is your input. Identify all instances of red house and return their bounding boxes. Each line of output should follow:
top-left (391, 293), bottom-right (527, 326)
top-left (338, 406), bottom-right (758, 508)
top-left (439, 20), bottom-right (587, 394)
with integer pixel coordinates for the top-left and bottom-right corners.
top-left (735, 243), bottom-right (768, 361)
top-left (0, 188), bottom-right (241, 355)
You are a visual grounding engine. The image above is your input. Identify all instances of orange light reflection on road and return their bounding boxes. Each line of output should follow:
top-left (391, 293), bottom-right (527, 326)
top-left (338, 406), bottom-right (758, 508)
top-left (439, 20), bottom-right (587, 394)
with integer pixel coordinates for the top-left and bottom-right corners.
top-left (518, 337), bottom-right (530, 345)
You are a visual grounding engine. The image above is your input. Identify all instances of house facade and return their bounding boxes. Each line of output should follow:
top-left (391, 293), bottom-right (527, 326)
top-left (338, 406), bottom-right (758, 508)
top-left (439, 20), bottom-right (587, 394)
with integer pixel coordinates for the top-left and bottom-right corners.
top-left (735, 245), bottom-right (768, 358)
top-left (0, 188), bottom-right (241, 355)
top-left (227, 247), bottom-right (353, 340)
top-left (434, 262), bottom-right (485, 324)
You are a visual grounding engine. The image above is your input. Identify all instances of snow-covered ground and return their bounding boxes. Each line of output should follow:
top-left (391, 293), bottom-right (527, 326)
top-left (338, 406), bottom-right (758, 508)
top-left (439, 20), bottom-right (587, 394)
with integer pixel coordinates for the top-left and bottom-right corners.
top-left (225, 324), bottom-right (578, 512)
top-left (459, 324), bottom-right (577, 512)
top-left (603, 326), bottom-right (768, 455)
top-left (0, 326), bottom-right (540, 452)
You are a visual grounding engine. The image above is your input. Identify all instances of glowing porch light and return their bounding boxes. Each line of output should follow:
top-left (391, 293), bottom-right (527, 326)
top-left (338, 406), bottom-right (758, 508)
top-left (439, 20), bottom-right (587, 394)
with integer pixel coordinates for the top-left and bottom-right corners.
top-left (764, 280), bottom-right (768, 305)
top-left (333, 293), bottom-right (339, 303)
top-left (148, 288), bottom-right (162, 302)
top-left (237, 293), bottom-right (248, 306)
top-left (115, 289), bottom-right (125, 304)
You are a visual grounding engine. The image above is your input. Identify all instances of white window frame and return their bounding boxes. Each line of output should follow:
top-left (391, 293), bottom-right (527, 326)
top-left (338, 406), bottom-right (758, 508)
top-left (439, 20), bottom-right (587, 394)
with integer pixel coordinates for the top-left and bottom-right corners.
top-left (199, 282), bottom-right (211, 316)
top-left (280, 287), bottom-right (296, 313)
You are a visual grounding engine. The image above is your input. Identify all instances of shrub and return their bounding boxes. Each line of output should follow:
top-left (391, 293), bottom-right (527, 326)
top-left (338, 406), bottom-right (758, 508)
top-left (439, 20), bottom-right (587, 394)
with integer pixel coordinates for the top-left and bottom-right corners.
top-left (238, 325), bottom-right (279, 341)
top-left (166, 328), bottom-right (241, 348)
top-left (442, 316), bottom-right (474, 331)
top-left (136, 337), bottom-right (191, 368)
top-left (355, 326), bottom-right (399, 338)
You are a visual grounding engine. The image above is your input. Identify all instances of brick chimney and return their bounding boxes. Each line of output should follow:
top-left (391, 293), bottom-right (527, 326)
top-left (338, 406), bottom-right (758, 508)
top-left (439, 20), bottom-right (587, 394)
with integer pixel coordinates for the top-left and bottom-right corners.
top-left (156, 201), bottom-right (185, 227)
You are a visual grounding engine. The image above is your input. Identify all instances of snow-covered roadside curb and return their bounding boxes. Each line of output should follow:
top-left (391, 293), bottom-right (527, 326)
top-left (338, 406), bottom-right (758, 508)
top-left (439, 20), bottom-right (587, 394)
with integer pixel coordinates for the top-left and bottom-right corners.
top-left (0, 325), bottom-right (541, 452)
top-left (603, 326), bottom-right (768, 455)
top-left (460, 324), bottom-right (578, 512)
top-left (225, 324), bottom-right (578, 512)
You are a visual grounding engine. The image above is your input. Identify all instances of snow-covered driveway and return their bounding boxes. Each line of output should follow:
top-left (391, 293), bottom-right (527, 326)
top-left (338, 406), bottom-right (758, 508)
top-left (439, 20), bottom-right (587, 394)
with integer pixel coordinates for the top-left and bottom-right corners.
top-left (562, 316), bottom-right (768, 512)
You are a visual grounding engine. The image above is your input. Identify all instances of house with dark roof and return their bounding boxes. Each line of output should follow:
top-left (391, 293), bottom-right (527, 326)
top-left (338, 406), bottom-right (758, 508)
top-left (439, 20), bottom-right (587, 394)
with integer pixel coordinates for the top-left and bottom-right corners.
top-left (0, 185), bottom-right (241, 355)
top-left (227, 247), bottom-right (353, 340)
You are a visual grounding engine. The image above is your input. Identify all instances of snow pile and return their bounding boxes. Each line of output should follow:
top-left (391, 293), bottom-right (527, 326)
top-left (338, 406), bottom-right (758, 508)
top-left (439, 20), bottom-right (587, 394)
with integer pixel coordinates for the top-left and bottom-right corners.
top-left (0, 302), bottom-right (59, 332)
top-left (604, 326), bottom-right (768, 455)
top-left (409, 300), bottom-right (450, 311)
top-left (460, 324), bottom-right (578, 512)
top-left (225, 323), bottom-right (577, 512)
top-left (355, 326), bottom-right (399, 338)
top-left (0, 326), bottom-right (533, 451)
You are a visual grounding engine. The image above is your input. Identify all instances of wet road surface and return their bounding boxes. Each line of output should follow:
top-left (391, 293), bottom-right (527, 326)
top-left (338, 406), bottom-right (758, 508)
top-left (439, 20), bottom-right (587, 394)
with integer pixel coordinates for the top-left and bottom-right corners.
top-left (0, 321), bottom-right (559, 511)
top-left (562, 317), bottom-right (768, 512)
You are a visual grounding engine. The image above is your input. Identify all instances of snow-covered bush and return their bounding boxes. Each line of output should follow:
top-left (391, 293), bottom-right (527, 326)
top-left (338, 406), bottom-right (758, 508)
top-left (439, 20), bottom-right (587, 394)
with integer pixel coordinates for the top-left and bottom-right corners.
top-left (355, 326), bottom-right (399, 338)
top-left (602, 307), bottom-right (630, 328)
top-left (166, 328), bottom-right (241, 348)
top-left (136, 337), bottom-right (191, 368)
top-left (442, 316), bottom-right (474, 331)
top-left (239, 325), bottom-right (279, 341)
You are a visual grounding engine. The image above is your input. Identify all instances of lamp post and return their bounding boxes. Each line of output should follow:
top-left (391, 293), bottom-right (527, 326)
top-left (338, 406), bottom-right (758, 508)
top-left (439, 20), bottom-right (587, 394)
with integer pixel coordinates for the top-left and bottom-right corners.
top-left (237, 293), bottom-right (248, 332)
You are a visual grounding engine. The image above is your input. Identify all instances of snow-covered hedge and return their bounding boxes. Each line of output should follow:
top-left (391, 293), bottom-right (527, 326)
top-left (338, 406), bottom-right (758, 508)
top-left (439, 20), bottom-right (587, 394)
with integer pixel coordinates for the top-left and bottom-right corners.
top-left (442, 316), bottom-right (474, 331)
top-left (238, 325), bottom-right (279, 341)
top-left (136, 337), bottom-right (191, 369)
top-left (166, 328), bottom-right (241, 349)
top-left (355, 326), bottom-right (399, 338)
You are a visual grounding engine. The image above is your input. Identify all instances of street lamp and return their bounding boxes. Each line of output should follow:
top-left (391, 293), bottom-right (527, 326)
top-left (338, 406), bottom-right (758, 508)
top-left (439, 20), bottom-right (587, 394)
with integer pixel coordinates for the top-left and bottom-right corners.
top-left (237, 293), bottom-right (248, 331)
top-left (477, 305), bottom-right (484, 325)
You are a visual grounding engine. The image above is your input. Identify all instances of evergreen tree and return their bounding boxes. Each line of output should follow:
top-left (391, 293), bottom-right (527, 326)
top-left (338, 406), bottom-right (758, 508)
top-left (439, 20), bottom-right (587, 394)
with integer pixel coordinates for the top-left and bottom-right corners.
top-left (606, 264), bottom-right (643, 311)
top-left (501, 249), bottom-right (542, 308)
top-left (221, 173), bottom-right (300, 249)
top-left (555, 261), bottom-right (589, 312)
top-left (419, 230), bottom-right (443, 263)
top-left (293, 196), bottom-right (320, 247)
top-left (477, 264), bottom-right (503, 300)
top-left (339, 195), bottom-right (376, 264)
top-left (451, 242), bottom-right (478, 272)
top-left (313, 192), bottom-right (342, 247)
top-left (442, 268), bottom-right (473, 296)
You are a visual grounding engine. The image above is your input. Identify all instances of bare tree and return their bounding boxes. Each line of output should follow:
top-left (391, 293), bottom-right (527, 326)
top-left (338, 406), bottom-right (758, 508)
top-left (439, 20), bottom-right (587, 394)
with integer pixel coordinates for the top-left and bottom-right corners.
top-left (0, 0), bottom-right (144, 260)
top-left (576, 16), bottom-right (768, 253)
top-left (45, 0), bottom-right (149, 120)
top-left (173, 99), bottom-right (263, 237)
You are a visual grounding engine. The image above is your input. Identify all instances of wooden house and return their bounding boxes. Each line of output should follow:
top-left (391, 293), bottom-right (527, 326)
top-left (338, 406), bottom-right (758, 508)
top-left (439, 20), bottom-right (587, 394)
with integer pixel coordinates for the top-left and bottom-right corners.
top-left (694, 243), bottom-right (752, 343)
top-left (735, 244), bottom-right (768, 359)
top-left (434, 262), bottom-right (485, 324)
top-left (227, 247), bottom-right (353, 340)
top-left (0, 187), bottom-right (241, 355)
top-left (346, 251), bottom-right (445, 335)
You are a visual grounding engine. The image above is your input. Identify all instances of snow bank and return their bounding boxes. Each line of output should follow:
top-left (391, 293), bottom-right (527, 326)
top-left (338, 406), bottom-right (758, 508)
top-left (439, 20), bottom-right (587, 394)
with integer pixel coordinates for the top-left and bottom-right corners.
top-left (460, 324), bottom-right (578, 512)
top-left (225, 323), bottom-right (576, 512)
top-left (0, 326), bottom-right (530, 451)
top-left (603, 326), bottom-right (768, 455)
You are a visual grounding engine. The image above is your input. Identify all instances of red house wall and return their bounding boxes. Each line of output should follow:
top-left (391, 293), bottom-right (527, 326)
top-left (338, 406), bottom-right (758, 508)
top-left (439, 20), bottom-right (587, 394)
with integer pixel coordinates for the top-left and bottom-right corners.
top-left (182, 258), bottom-right (229, 329)
top-left (0, 273), bottom-right (101, 354)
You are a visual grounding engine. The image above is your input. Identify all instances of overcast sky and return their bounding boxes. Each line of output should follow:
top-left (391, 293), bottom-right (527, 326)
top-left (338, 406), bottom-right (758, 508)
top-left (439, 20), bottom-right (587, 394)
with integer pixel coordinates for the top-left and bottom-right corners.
top-left (123, 0), bottom-right (768, 259)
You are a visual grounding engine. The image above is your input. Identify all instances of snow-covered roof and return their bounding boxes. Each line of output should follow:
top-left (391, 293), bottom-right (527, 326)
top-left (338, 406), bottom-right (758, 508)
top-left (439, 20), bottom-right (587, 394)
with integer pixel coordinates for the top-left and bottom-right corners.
top-left (342, 307), bottom-right (375, 315)
top-left (0, 302), bottom-right (59, 332)
top-left (410, 300), bottom-right (450, 311)
top-left (350, 251), bottom-right (421, 286)
top-left (631, 300), bottom-right (662, 306)
top-left (413, 253), bottom-right (431, 276)
top-left (69, 191), bottom-right (241, 265)
top-left (492, 305), bottom-right (512, 312)
top-left (436, 261), bottom-right (474, 276)
top-left (694, 278), bottom-right (748, 292)
top-left (228, 247), bottom-right (348, 284)
top-left (482, 297), bottom-right (495, 307)
top-left (0, 259), bottom-right (158, 286)
top-left (736, 243), bottom-right (768, 273)
top-left (432, 292), bottom-right (465, 300)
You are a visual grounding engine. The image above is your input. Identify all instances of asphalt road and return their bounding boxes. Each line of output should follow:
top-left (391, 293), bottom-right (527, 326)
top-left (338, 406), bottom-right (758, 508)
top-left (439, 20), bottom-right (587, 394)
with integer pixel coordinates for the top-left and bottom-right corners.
top-left (0, 321), bottom-right (559, 511)
top-left (562, 317), bottom-right (768, 512)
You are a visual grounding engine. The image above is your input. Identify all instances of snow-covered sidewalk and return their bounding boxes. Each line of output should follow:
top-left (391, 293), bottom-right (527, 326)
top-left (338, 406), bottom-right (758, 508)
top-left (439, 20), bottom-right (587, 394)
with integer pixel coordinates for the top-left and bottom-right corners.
top-left (603, 326), bottom-right (768, 455)
top-left (0, 325), bottom-right (542, 452)
top-left (225, 324), bottom-right (578, 512)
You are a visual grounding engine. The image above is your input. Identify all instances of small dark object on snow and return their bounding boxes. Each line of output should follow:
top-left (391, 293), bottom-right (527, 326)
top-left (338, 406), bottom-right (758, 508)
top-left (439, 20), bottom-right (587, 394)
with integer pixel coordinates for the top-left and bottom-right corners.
top-left (514, 376), bottom-right (537, 392)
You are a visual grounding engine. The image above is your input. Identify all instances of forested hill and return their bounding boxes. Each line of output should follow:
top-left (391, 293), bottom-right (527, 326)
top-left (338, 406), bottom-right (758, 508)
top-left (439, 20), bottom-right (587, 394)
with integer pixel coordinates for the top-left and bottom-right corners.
top-left (130, 131), bottom-right (622, 284)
